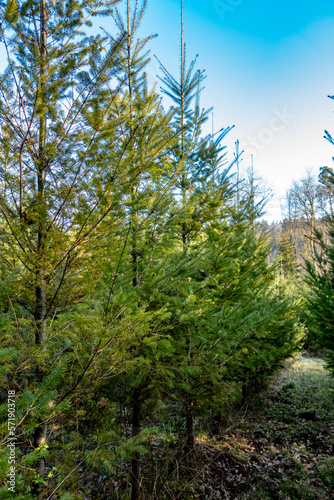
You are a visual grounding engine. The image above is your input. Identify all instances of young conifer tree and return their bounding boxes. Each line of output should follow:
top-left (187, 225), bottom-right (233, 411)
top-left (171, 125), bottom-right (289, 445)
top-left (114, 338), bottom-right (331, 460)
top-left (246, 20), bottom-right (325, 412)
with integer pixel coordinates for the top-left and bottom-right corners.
top-left (304, 101), bottom-right (334, 366)
top-left (75, 1), bottom-right (197, 497)
top-left (155, 0), bottom-right (236, 454)
top-left (305, 172), bottom-right (334, 371)
top-left (0, 0), bottom-right (181, 494)
top-left (104, 2), bottom-right (178, 498)
top-left (0, 0), bottom-right (145, 494)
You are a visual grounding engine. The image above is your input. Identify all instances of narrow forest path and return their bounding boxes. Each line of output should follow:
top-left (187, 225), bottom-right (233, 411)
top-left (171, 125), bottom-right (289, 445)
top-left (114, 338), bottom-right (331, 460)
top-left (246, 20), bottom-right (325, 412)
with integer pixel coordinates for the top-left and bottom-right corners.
top-left (191, 356), bottom-right (334, 499)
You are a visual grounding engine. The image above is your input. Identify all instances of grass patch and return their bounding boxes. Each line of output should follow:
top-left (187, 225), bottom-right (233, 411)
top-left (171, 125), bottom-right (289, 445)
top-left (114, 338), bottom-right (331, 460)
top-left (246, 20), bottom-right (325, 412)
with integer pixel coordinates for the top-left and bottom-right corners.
top-left (188, 355), bottom-right (334, 499)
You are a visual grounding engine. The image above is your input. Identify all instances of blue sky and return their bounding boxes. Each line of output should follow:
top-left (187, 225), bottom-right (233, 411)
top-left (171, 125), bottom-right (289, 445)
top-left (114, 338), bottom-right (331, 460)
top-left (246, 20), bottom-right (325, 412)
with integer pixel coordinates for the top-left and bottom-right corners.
top-left (1, 0), bottom-right (333, 221)
top-left (138, 0), bottom-right (334, 221)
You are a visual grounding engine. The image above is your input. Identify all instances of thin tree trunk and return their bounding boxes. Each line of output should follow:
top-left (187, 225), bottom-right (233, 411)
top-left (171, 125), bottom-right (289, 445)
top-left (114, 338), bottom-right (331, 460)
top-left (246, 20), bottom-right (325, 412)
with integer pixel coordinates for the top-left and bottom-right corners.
top-left (126, 6), bottom-right (143, 497)
top-left (130, 228), bottom-right (140, 500)
top-left (329, 192), bottom-right (334, 218)
top-left (180, 2), bottom-right (193, 459)
top-left (310, 212), bottom-right (315, 258)
top-left (33, 0), bottom-right (48, 479)
top-left (131, 387), bottom-right (142, 500)
top-left (185, 400), bottom-right (194, 454)
top-left (35, 0), bottom-right (47, 345)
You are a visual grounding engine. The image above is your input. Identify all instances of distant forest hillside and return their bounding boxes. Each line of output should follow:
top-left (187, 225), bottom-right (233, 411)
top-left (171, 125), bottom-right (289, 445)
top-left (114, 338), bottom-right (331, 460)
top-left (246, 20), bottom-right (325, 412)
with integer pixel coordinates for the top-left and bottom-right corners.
top-left (259, 168), bottom-right (334, 269)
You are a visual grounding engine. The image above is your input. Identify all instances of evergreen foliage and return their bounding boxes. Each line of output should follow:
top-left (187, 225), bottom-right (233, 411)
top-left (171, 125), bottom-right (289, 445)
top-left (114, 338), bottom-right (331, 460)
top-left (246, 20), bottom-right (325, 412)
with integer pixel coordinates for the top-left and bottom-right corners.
top-left (0, 0), bottom-right (304, 497)
top-left (303, 102), bottom-right (334, 359)
top-left (305, 224), bottom-right (334, 371)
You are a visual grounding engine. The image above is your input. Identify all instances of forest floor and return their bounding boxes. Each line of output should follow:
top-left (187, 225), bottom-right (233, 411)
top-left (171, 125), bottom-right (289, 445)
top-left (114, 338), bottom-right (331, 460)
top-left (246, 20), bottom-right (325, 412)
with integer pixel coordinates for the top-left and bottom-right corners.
top-left (175, 355), bottom-right (334, 499)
